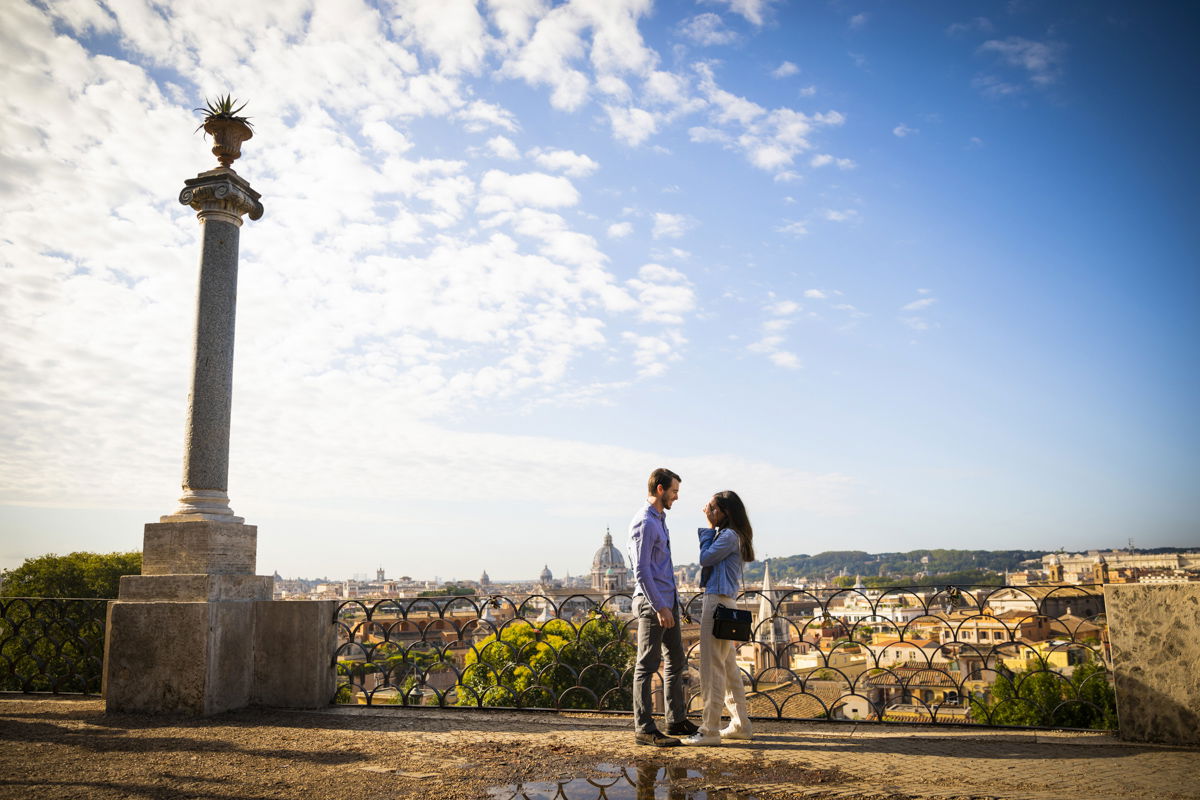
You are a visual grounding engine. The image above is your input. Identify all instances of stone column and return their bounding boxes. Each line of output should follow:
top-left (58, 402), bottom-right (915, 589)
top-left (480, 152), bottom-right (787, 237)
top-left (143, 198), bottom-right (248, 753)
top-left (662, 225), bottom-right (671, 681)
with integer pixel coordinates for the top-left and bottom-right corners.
top-left (104, 135), bottom-right (334, 716)
top-left (165, 169), bottom-right (263, 524)
top-left (103, 167), bottom-right (270, 715)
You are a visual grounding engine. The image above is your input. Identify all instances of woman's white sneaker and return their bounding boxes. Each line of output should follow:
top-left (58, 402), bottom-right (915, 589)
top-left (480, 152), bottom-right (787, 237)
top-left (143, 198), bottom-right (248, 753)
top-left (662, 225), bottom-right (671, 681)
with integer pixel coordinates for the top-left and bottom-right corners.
top-left (681, 733), bottom-right (722, 746)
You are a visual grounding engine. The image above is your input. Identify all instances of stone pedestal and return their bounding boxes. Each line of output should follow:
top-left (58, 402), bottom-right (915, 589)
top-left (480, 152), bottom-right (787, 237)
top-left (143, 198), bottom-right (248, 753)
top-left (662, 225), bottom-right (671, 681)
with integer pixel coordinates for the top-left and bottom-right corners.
top-left (104, 596), bottom-right (260, 715)
top-left (102, 521), bottom-right (336, 714)
top-left (1105, 583), bottom-right (1200, 746)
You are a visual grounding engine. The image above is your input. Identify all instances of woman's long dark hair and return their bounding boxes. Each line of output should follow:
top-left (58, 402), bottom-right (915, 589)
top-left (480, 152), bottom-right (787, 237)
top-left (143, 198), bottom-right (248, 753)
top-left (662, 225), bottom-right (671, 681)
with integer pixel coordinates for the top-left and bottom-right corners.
top-left (713, 490), bottom-right (754, 563)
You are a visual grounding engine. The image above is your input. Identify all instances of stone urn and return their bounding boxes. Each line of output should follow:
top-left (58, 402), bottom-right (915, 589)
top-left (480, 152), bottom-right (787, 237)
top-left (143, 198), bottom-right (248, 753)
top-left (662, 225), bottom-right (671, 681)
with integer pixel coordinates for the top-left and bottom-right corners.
top-left (203, 117), bottom-right (253, 168)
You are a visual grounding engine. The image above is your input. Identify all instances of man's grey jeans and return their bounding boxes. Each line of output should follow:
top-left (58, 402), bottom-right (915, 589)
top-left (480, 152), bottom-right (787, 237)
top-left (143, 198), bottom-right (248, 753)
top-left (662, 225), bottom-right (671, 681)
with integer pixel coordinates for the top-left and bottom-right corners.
top-left (632, 595), bottom-right (688, 733)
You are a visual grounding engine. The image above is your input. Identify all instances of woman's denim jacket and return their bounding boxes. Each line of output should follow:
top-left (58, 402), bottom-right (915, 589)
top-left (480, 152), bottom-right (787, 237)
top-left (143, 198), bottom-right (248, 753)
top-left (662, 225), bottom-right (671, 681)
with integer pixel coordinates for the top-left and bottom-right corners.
top-left (698, 527), bottom-right (743, 597)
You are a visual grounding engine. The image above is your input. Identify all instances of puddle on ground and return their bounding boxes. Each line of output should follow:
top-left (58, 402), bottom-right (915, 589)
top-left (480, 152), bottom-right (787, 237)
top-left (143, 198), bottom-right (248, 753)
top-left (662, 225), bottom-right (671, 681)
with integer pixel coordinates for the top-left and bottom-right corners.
top-left (485, 762), bottom-right (757, 799)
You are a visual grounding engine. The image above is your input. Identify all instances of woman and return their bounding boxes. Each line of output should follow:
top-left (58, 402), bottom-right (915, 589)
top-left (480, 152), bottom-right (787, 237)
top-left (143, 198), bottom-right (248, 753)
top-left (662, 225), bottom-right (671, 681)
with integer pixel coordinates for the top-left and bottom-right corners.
top-left (682, 490), bottom-right (755, 746)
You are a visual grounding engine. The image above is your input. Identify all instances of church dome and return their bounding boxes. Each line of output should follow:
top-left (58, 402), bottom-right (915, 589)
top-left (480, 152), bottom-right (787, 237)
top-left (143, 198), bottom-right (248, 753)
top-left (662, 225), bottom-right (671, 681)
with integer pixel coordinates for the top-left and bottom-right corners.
top-left (540, 564), bottom-right (553, 582)
top-left (592, 529), bottom-right (625, 571)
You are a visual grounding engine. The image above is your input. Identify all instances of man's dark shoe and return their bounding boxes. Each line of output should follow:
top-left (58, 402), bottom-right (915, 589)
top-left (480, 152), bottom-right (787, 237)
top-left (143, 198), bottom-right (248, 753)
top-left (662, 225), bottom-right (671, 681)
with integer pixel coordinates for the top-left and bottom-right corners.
top-left (635, 730), bottom-right (681, 747)
top-left (666, 720), bottom-right (700, 737)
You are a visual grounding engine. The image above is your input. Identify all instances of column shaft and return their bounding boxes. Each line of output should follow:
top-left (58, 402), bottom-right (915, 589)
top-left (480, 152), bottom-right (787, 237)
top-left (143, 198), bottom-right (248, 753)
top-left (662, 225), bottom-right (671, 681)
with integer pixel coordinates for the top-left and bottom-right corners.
top-left (182, 216), bottom-right (241, 493)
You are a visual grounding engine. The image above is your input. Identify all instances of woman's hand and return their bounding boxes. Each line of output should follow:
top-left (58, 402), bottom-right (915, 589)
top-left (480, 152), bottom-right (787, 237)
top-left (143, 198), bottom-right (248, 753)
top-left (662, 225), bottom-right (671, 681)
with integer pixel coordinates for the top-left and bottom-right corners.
top-left (703, 498), bottom-right (722, 528)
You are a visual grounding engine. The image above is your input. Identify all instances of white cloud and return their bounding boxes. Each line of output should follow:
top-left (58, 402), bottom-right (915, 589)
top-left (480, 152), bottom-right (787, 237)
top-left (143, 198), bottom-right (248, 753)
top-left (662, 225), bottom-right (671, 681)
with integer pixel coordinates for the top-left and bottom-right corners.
top-left (971, 75), bottom-right (1021, 97)
top-left (688, 126), bottom-right (731, 144)
top-left (642, 71), bottom-right (705, 117)
top-left (810, 153), bottom-right (856, 169)
top-left (498, 0), bottom-right (661, 115)
top-left (458, 100), bottom-right (519, 132)
top-left (652, 212), bottom-right (690, 239)
top-left (680, 13), bottom-right (738, 46)
top-left (692, 62), bottom-right (846, 175)
top-left (701, 0), bottom-right (779, 27)
top-left (529, 147), bottom-right (599, 177)
top-left (595, 73), bottom-right (632, 100)
top-left (978, 37), bottom-right (1063, 87)
top-left (389, 0), bottom-right (490, 75)
top-left (626, 263), bottom-right (696, 325)
top-left (604, 105), bottom-right (658, 146)
top-left (747, 335), bottom-right (800, 369)
top-left (899, 290), bottom-right (938, 331)
top-left (771, 61), bottom-right (799, 78)
top-left (849, 13), bottom-right (868, 29)
top-left (803, 289), bottom-right (826, 299)
top-left (777, 220), bottom-right (808, 236)
top-left (821, 208), bottom-right (859, 222)
top-left (607, 221), bottom-right (633, 238)
top-left (947, 17), bottom-right (993, 36)
top-left (479, 169), bottom-right (580, 208)
top-left (500, 4), bottom-right (592, 111)
top-left (769, 351), bottom-right (801, 369)
top-left (362, 120), bottom-right (414, 153)
top-left (486, 135), bottom-right (521, 159)
top-left (766, 300), bottom-right (800, 315)
top-left (799, 85), bottom-right (816, 97)
top-left (623, 330), bottom-right (686, 377)
top-left (893, 123), bottom-right (918, 138)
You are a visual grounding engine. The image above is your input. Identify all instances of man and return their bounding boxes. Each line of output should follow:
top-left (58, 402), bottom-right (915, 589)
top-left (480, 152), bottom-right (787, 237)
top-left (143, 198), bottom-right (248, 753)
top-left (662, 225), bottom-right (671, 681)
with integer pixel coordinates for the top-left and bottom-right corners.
top-left (628, 467), bottom-right (699, 746)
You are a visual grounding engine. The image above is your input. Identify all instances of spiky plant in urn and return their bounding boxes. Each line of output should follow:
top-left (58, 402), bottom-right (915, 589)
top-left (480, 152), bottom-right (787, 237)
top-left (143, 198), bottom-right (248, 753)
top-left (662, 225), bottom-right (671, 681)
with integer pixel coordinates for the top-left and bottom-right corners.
top-left (195, 94), bottom-right (253, 168)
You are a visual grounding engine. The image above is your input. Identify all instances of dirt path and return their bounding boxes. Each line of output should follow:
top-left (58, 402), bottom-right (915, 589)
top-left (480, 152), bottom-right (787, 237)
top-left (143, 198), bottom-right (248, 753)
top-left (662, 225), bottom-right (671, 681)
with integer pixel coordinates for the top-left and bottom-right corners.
top-left (2, 698), bottom-right (1197, 800)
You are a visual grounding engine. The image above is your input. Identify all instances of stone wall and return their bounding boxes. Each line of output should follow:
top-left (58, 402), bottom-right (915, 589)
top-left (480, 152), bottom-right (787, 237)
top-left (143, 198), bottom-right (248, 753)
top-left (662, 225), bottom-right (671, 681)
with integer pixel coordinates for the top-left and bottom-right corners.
top-left (1104, 583), bottom-right (1200, 746)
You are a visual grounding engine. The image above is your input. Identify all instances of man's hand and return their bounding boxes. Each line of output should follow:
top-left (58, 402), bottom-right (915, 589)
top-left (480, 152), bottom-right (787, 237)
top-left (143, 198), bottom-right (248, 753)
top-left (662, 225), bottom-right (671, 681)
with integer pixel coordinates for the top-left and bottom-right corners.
top-left (657, 607), bottom-right (675, 629)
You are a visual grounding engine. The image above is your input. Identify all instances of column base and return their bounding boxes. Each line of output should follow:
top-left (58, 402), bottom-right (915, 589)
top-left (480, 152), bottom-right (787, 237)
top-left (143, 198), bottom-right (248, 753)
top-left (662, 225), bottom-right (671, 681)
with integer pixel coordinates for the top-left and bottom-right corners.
top-left (162, 489), bottom-right (243, 524)
top-left (142, 519), bottom-right (257, 576)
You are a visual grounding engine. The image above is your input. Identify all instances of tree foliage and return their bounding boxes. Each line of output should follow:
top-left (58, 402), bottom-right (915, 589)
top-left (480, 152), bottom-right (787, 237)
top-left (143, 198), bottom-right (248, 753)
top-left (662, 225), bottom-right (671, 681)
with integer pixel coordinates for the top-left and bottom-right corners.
top-left (1, 551), bottom-right (141, 599)
top-left (418, 585), bottom-right (475, 597)
top-left (971, 661), bottom-right (1116, 730)
top-left (0, 552), bottom-right (135, 693)
top-left (738, 549), bottom-right (1044, 584)
top-left (458, 610), bottom-right (634, 710)
top-left (336, 646), bottom-right (446, 705)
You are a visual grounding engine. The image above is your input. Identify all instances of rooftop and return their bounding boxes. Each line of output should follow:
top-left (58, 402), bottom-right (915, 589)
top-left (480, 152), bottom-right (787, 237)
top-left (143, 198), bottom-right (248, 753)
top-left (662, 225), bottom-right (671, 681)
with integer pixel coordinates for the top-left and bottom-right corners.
top-left (3, 697), bottom-right (1196, 800)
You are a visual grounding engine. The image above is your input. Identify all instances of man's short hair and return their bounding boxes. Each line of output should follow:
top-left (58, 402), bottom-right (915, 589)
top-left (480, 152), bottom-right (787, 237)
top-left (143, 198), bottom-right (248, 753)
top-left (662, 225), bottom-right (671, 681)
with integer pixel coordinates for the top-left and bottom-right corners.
top-left (648, 467), bottom-right (681, 496)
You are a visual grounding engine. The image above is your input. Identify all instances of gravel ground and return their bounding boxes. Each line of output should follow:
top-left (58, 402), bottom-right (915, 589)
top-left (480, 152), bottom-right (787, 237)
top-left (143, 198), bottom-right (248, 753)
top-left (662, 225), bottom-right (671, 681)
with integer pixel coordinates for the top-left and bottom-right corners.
top-left (2, 697), bottom-right (1197, 800)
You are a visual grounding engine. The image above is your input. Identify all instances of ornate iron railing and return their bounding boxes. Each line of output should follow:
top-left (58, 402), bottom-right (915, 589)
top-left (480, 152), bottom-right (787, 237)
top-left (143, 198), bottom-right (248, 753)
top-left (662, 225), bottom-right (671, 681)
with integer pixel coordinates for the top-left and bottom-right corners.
top-left (334, 584), bottom-right (1115, 730)
top-left (0, 597), bottom-right (109, 694)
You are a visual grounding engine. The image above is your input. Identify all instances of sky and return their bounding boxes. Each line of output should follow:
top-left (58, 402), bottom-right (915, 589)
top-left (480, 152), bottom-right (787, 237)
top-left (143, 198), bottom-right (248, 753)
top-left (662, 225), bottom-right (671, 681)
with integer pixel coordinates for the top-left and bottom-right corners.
top-left (1, 0), bottom-right (1197, 583)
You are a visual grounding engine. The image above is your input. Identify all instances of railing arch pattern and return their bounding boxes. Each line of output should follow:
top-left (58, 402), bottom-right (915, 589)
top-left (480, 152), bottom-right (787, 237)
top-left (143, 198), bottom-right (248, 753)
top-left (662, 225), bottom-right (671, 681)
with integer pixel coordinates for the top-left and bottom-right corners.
top-left (0, 597), bottom-right (108, 694)
top-left (333, 584), bottom-right (1115, 730)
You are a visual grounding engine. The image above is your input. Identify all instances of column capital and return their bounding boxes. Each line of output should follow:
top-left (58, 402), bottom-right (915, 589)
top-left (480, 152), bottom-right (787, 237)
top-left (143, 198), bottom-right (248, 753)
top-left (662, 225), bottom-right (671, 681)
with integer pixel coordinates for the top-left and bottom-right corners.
top-left (179, 169), bottom-right (264, 226)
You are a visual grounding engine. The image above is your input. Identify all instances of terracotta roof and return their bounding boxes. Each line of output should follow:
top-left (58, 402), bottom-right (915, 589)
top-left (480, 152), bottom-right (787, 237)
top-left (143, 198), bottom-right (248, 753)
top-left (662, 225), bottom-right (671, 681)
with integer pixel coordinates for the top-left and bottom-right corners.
top-left (862, 667), bottom-right (958, 688)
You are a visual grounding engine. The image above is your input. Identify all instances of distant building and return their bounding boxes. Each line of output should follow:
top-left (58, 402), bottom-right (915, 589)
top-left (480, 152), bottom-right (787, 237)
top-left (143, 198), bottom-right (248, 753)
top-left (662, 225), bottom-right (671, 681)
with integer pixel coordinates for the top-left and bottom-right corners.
top-left (1042, 550), bottom-right (1200, 584)
top-left (591, 528), bottom-right (629, 593)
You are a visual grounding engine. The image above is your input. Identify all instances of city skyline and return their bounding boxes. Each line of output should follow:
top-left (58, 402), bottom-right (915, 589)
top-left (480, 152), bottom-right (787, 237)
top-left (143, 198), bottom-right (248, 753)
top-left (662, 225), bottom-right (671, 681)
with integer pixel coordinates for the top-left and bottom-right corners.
top-left (1, 1), bottom-right (1197, 579)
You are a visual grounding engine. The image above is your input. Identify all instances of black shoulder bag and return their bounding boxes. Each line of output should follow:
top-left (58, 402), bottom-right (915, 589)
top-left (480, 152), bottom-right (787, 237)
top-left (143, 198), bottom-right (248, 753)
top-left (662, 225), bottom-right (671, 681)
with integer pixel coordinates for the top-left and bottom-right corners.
top-left (712, 605), bottom-right (752, 641)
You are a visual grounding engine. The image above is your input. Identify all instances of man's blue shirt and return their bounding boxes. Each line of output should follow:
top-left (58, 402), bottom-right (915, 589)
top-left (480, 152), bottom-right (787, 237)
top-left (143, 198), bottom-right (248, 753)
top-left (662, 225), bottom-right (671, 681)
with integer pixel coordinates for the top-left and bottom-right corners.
top-left (628, 501), bottom-right (677, 611)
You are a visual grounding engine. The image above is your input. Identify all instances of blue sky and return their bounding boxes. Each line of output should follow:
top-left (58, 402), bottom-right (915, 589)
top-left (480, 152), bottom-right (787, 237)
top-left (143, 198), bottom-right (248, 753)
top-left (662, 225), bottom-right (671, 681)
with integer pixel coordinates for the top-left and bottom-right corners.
top-left (1, 0), bottom-right (1196, 582)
